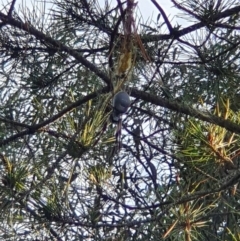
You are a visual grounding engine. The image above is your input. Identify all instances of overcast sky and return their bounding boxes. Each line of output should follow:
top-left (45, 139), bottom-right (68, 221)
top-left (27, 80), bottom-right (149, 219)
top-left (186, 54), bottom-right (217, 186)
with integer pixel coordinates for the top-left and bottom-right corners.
top-left (0, 0), bottom-right (187, 28)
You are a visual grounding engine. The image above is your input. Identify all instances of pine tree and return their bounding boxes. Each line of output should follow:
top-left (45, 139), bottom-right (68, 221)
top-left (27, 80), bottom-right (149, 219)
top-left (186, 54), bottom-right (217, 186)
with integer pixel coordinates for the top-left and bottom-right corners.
top-left (0, 0), bottom-right (239, 240)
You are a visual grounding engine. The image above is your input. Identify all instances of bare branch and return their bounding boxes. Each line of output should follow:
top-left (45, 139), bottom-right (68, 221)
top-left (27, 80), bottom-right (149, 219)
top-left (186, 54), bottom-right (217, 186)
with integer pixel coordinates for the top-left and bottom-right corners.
top-left (8, 0), bottom-right (17, 16)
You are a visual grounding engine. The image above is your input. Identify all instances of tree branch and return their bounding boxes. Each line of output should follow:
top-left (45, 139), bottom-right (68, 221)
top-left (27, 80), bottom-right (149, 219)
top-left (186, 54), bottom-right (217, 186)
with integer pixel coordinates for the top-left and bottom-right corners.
top-left (130, 88), bottom-right (240, 134)
top-left (142, 5), bottom-right (240, 42)
top-left (0, 12), bottom-right (112, 88)
top-left (0, 87), bottom-right (109, 147)
top-left (151, 0), bottom-right (174, 34)
top-left (2, 86), bottom-right (240, 147)
top-left (8, 0), bottom-right (17, 16)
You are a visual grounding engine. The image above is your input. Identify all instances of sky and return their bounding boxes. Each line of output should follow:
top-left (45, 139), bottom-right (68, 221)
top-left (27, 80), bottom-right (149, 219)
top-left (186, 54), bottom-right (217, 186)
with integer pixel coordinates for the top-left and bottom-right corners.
top-left (0, 0), bottom-right (188, 28)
